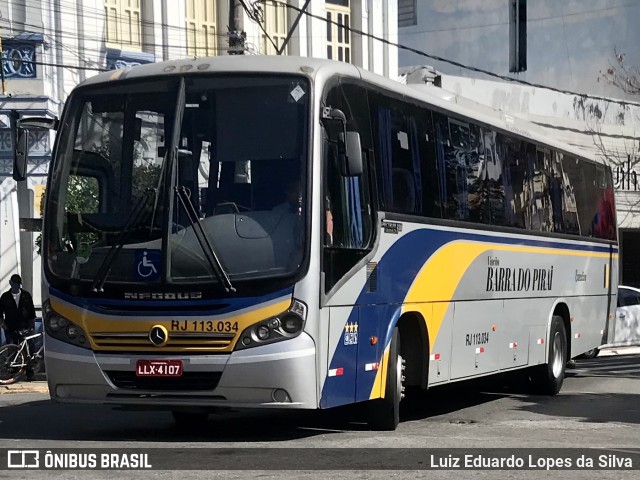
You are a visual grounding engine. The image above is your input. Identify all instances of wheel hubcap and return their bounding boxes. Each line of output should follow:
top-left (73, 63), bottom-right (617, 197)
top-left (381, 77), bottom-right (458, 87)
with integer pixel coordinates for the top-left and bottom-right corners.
top-left (551, 332), bottom-right (564, 378)
top-left (396, 355), bottom-right (406, 400)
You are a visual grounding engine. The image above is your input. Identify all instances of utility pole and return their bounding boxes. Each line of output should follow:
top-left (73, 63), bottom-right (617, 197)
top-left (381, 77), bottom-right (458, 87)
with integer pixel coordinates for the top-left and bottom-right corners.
top-left (0, 36), bottom-right (7, 95)
top-left (228, 0), bottom-right (245, 54)
top-left (9, 110), bottom-right (34, 294)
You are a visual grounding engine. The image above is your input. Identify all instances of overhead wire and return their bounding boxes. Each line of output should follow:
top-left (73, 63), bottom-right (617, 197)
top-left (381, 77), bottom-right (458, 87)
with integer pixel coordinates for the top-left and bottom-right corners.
top-left (264, 0), bottom-right (640, 108)
top-left (4, 0), bottom-right (640, 108)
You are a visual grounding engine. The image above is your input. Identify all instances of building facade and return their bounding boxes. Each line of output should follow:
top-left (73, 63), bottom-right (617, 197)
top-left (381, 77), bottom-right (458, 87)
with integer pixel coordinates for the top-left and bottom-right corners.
top-left (0, 0), bottom-right (398, 302)
top-left (398, 1), bottom-right (640, 287)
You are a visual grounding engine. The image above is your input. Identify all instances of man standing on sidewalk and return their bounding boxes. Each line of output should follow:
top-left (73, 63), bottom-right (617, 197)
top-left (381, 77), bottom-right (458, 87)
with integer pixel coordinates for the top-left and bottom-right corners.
top-left (0, 274), bottom-right (36, 379)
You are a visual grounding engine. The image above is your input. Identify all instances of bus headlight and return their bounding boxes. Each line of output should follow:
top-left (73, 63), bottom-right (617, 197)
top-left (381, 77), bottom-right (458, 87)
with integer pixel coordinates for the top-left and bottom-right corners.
top-left (43, 300), bottom-right (91, 350)
top-left (235, 299), bottom-right (307, 351)
top-left (256, 325), bottom-right (270, 341)
top-left (281, 313), bottom-right (304, 334)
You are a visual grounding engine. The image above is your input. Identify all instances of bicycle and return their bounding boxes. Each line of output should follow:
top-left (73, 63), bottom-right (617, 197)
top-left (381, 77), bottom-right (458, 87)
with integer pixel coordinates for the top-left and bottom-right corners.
top-left (0, 329), bottom-right (44, 385)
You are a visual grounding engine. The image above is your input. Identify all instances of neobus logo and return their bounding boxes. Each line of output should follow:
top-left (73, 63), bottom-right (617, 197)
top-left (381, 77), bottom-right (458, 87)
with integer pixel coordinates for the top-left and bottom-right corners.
top-left (124, 292), bottom-right (203, 300)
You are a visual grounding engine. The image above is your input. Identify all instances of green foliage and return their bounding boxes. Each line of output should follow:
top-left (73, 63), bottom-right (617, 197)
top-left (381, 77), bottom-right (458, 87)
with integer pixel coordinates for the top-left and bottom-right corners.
top-left (132, 161), bottom-right (162, 197)
top-left (67, 175), bottom-right (99, 213)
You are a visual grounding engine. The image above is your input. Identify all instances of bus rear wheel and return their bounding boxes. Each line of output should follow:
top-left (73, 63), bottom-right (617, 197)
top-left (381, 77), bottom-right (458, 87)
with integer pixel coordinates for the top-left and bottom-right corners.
top-left (367, 327), bottom-right (404, 431)
top-left (531, 315), bottom-right (567, 395)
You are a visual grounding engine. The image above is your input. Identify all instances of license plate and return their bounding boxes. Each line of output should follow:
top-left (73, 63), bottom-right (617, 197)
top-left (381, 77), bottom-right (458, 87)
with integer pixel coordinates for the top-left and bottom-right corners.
top-left (135, 359), bottom-right (183, 377)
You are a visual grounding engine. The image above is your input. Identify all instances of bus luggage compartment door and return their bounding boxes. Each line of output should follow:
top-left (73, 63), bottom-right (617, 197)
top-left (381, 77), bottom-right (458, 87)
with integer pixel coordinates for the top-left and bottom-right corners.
top-left (450, 300), bottom-right (501, 379)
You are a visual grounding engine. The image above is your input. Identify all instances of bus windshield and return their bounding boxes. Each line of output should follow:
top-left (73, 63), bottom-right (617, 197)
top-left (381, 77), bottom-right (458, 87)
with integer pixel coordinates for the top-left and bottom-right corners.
top-left (46, 75), bottom-right (310, 289)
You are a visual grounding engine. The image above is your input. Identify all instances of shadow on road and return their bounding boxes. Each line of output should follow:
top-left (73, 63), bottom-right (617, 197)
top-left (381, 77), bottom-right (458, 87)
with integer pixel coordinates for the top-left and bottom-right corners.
top-left (0, 387), bottom-right (506, 442)
top-left (513, 391), bottom-right (640, 425)
top-left (400, 380), bottom-right (510, 423)
top-left (510, 353), bottom-right (640, 425)
top-left (0, 399), bottom-right (369, 442)
top-left (568, 354), bottom-right (640, 380)
top-left (2, 354), bottom-right (638, 441)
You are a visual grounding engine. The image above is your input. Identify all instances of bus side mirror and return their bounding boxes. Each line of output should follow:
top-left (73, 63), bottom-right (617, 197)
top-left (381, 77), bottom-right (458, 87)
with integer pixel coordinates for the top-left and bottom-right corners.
top-left (13, 129), bottom-right (29, 182)
top-left (343, 131), bottom-right (363, 177)
top-left (322, 108), bottom-right (362, 177)
top-left (12, 116), bottom-right (58, 181)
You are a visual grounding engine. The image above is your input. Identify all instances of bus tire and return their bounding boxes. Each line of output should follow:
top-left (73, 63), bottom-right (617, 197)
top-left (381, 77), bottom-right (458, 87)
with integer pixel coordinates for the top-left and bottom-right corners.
top-left (0, 344), bottom-right (26, 385)
top-left (531, 315), bottom-right (567, 395)
top-left (367, 327), bottom-right (404, 431)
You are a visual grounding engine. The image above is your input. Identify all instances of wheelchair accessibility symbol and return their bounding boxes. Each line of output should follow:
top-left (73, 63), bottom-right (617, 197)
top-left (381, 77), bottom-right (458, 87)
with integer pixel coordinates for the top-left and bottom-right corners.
top-left (135, 250), bottom-right (160, 280)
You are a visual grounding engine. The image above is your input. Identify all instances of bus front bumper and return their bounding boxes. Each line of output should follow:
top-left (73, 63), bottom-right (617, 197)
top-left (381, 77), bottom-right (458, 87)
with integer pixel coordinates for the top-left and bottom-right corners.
top-left (45, 333), bottom-right (318, 409)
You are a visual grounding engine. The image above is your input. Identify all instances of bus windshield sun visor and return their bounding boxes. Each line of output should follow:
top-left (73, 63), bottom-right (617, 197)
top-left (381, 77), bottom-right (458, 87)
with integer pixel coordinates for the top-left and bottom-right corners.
top-left (175, 185), bottom-right (236, 293)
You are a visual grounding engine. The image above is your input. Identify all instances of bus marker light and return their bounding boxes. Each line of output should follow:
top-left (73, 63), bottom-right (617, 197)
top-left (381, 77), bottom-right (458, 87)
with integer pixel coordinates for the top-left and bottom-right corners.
top-left (537, 338), bottom-right (545, 345)
top-left (575, 333), bottom-right (581, 339)
top-left (370, 336), bottom-right (378, 345)
top-left (430, 353), bottom-right (440, 361)
top-left (365, 363), bottom-right (379, 371)
top-left (328, 368), bottom-right (344, 377)
top-left (509, 342), bottom-right (517, 349)
top-left (600, 329), bottom-right (605, 335)
top-left (492, 325), bottom-right (497, 331)
top-left (475, 347), bottom-right (485, 354)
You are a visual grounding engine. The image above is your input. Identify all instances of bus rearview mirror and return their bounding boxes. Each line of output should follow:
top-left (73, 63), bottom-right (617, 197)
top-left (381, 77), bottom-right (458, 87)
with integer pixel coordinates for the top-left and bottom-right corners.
top-left (13, 129), bottom-right (29, 182)
top-left (342, 131), bottom-right (363, 177)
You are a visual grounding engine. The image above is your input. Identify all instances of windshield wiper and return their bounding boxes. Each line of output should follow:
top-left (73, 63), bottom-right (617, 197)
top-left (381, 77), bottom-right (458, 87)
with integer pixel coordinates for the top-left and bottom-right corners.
top-left (91, 189), bottom-right (154, 292)
top-left (175, 186), bottom-right (236, 293)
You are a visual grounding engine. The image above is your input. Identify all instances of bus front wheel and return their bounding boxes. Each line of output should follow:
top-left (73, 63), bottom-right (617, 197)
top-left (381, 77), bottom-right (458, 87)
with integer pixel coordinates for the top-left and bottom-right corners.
top-left (367, 327), bottom-right (404, 431)
top-left (531, 315), bottom-right (567, 395)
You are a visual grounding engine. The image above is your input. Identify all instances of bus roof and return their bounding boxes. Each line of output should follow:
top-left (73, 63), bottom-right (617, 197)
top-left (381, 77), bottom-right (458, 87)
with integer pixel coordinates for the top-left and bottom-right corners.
top-left (80, 55), bottom-right (361, 86)
top-left (81, 55), bottom-right (600, 164)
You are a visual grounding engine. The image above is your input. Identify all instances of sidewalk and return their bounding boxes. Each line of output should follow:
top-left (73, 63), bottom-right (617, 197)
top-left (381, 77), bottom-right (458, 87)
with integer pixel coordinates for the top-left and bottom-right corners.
top-left (0, 374), bottom-right (49, 395)
top-left (598, 345), bottom-right (640, 357)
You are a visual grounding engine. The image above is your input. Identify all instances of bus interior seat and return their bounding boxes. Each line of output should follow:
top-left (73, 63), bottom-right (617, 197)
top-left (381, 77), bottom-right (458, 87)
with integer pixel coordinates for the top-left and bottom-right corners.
top-left (392, 168), bottom-right (416, 213)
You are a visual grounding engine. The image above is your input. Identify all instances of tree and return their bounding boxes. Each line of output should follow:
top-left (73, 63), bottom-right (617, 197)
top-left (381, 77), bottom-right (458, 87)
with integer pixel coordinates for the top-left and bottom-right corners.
top-left (594, 50), bottom-right (640, 228)
top-left (600, 49), bottom-right (640, 96)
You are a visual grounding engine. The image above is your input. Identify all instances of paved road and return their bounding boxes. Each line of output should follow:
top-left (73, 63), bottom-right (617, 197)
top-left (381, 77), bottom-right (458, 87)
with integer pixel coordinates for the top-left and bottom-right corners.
top-left (1, 353), bottom-right (639, 479)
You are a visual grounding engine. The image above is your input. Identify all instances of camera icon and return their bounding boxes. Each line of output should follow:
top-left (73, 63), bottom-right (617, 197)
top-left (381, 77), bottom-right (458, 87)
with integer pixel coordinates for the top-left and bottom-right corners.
top-left (7, 450), bottom-right (40, 469)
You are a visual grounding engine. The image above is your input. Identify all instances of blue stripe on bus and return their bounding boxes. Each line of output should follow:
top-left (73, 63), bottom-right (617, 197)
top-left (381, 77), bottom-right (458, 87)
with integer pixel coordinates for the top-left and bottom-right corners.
top-left (321, 227), bottom-right (617, 408)
top-left (49, 287), bottom-right (294, 317)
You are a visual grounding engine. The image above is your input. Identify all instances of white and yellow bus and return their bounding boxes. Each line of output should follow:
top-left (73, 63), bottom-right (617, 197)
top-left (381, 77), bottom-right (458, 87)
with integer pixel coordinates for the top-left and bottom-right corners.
top-left (16, 56), bottom-right (617, 430)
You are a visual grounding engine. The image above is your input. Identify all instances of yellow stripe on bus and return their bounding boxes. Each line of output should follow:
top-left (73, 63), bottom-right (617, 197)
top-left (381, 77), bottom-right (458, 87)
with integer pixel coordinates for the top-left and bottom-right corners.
top-left (49, 297), bottom-right (292, 352)
top-left (369, 240), bottom-right (616, 399)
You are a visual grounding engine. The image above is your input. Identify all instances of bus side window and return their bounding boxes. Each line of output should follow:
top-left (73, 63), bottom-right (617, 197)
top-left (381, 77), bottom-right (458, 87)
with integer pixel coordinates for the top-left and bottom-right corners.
top-left (322, 81), bottom-right (374, 292)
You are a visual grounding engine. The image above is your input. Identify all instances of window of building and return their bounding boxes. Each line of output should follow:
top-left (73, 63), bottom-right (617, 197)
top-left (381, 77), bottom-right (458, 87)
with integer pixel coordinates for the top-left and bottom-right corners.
top-left (326, 1), bottom-right (351, 63)
top-left (186, 0), bottom-right (218, 57)
top-left (261, 0), bottom-right (288, 55)
top-left (104, 0), bottom-right (142, 49)
top-left (398, 0), bottom-right (417, 27)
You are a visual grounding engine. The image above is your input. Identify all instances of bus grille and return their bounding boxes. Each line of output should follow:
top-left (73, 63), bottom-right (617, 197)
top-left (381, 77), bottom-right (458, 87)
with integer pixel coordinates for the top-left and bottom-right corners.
top-left (91, 332), bottom-right (235, 351)
top-left (105, 371), bottom-right (222, 391)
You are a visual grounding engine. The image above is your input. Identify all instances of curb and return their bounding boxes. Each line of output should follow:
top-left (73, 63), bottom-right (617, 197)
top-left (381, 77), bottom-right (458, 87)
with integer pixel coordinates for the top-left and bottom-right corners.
top-left (598, 346), bottom-right (640, 357)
